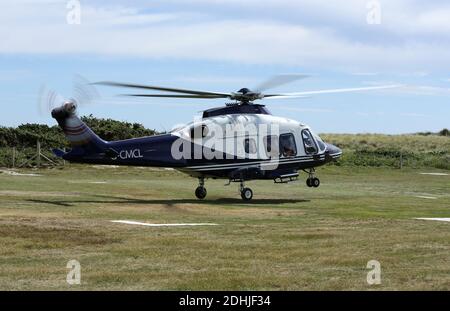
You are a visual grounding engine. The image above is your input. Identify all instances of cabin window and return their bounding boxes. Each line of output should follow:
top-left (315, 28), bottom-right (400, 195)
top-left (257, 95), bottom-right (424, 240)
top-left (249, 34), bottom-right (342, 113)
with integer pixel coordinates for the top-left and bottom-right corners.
top-left (302, 129), bottom-right (318, 154)
top-left (244, 138), bottom-right (257, 154)
top-left (263, 135), bottom-right (278, 157)
top-left (279, 133), bottom-right (297, 157)
top-left (190, 124), bottom-right (208, 139)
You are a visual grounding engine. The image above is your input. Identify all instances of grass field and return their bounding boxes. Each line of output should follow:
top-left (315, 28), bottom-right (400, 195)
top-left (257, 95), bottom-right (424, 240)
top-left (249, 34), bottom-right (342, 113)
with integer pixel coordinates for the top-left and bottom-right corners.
top-left (0, 165), bottom-right (449, 290)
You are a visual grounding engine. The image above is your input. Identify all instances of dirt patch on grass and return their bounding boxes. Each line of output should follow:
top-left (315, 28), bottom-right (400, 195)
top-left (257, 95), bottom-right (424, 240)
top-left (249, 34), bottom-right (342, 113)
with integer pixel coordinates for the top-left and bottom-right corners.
top-left (0, 219), bottom-right (121, 249)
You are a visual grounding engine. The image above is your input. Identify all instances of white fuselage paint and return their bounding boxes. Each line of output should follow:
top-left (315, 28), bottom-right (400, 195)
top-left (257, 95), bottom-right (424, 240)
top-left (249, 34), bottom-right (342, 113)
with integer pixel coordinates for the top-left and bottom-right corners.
top-left (170, 113), bottom-right (336, 175)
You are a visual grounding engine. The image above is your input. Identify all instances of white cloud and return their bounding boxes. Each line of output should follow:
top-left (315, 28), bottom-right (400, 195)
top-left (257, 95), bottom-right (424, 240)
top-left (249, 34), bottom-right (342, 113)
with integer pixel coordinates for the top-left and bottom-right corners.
top-left (0, 1), bottom-right (450, 72)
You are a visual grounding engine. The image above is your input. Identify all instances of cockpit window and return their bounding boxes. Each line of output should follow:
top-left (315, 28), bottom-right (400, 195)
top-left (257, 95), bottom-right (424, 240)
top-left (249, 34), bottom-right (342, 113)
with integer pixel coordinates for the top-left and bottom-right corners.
top-left (279, 133), bottom-right (297, 157)
top-left (302, 129), bottom-right (318, 154)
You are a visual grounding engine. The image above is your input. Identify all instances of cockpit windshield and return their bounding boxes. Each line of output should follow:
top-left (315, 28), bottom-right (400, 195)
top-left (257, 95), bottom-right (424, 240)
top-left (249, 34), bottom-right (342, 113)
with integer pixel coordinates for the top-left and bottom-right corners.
top-left (313, 132), bottom-right (326, 152)
top-left (302, 129), bottom-right (327, 154)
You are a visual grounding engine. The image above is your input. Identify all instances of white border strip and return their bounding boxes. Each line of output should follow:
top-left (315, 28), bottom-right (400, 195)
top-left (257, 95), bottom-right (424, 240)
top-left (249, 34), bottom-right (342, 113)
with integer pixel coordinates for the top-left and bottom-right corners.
top-left (111, 220), bottom-right (219, 227)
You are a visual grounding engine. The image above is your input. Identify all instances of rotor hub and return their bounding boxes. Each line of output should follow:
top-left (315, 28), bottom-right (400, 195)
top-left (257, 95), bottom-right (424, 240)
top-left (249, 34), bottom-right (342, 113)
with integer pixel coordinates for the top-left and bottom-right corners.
top-left (51, 101), bottom-right (77, 120)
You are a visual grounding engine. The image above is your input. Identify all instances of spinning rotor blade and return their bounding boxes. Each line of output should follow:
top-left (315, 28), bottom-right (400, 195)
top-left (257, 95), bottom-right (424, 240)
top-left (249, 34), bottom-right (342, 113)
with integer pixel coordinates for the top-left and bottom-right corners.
top-left (38, 85), bottom-right (66, 116)
top-left (94, 78), bottom-right (404, 105)
top-left (96, 81), bottom-right (230, 97)
top-left (38, 75), bottom-right (100, 116)
top-left (254, 74), bottom-right (310, 93)
top-left (123, 94), bottom-right (226, 99)
top-left (72, 74), bottom-right (100, 107)
top-left (264, 84), bottom-right (403, 99)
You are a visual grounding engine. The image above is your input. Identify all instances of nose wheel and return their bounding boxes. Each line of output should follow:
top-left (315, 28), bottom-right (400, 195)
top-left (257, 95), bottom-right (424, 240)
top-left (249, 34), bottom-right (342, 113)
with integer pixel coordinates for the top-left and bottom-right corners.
top-left (195, 177), bottom-right (207, 199)
top-left (305, 168), bottom-right (320, 188)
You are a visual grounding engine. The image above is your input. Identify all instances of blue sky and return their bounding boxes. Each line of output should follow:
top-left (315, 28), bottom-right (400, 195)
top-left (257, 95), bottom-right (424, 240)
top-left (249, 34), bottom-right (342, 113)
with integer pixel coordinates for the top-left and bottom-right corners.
top-left (0, 0), bottom-right (449, 133)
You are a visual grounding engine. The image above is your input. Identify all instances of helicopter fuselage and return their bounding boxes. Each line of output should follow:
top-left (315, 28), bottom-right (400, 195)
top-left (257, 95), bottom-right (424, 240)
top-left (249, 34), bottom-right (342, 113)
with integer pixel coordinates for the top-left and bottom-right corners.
top-left (56, 107), bottom-right (341, 181)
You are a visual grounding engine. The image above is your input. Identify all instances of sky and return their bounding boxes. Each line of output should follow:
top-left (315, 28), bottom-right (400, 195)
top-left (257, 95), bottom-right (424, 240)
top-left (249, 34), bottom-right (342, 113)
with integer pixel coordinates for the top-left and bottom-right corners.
top-left (0, 0), bottom-right (449, 134)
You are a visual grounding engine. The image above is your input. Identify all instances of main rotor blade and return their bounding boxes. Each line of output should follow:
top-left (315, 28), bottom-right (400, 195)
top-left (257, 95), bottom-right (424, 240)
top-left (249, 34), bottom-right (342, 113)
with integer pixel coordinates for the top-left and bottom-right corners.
top-left (96, 81), bottom-right (231, 97)
top-left (254, 74), bottom-right (310, 93)
top-left (264, 85), bottom-right (404, 99)
top-left (122, 94), bottom-right (225, 99)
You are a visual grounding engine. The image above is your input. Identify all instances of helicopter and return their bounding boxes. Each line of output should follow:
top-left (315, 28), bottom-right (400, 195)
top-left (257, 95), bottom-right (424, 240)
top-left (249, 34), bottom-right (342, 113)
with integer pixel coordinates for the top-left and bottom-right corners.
top-left (46, 75), bottom-right (399, 201)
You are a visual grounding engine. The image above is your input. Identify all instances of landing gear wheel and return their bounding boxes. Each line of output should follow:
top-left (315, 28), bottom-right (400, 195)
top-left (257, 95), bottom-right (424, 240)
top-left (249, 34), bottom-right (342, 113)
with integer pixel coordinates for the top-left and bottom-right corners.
top-left (195, 186), bottom-right (207, 199)
top-left (241, 188), bottom-right (253, 201)
top-left (305, 168), bottom-right (319, 188)
top-left (312, 178), bottom-right (320, 188)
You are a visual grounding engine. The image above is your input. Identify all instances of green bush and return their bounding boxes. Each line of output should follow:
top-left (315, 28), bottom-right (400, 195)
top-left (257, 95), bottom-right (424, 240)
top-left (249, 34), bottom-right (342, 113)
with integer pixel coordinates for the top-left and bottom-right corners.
top-left (322, 133), bottom-right (450, 170)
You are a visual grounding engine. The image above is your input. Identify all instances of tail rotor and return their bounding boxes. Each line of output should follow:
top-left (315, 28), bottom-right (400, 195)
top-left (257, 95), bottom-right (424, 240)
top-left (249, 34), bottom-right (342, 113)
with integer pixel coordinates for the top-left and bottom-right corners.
top-left (38, 75), bottom-right (99, 117)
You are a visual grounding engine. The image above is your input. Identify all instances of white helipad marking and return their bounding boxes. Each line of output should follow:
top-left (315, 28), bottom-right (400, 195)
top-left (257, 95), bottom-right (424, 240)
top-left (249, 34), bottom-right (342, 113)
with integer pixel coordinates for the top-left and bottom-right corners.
top-left (111, 220), bottom-right (219, 227)
top-left (416, 218), bottom-right (450, 223)
top-left (420, 173), bottom-right (449, 176)
top-left (415, 196), bottom-right (437, 200)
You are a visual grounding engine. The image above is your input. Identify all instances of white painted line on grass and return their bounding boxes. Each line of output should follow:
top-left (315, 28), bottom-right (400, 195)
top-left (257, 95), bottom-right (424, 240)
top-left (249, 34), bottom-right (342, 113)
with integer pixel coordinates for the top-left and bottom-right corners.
top-left (111, 220), bottom-right (219, 227)
top-left (420, 173), bottom-right (449, 176)
top-left (0, 170), bottom-right (41, 177)
top-left (415, 196), bottom-right (438, 200)
top-left (416, 218), bottom-right (450, 223)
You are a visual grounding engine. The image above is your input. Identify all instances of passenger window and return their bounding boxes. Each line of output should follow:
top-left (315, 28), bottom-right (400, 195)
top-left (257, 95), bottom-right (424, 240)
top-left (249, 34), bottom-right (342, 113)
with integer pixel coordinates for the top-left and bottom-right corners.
top-left (302, 130), bottom-right (318, 154)
top-left (279, 133), bottom-right (297, 157)
top-left (244, 138), bottom-right (257, 154)
top-left (263, 135), bottom-right (278, 157)
top-left (190, 124), bottom-right (208, 139)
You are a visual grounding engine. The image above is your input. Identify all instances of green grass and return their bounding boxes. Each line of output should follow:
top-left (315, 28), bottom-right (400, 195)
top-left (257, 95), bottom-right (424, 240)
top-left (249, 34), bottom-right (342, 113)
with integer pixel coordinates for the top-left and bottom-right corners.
top-left (0, 164), bottom-right (449, 290)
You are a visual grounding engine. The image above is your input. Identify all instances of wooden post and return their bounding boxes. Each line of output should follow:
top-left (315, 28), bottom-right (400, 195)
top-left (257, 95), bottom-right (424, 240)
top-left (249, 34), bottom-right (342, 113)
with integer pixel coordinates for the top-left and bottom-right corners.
top-left (37, 141), bottom-right (41, 168)
top-left (12, 147), bottom-right (16, 168)
top-left (400, 151), bottom-right (403, 170)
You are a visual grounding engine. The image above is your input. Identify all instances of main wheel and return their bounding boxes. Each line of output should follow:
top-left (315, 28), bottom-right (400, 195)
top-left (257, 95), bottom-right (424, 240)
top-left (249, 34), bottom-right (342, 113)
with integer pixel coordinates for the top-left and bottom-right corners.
top-left (241, 188), bottom-right (253, 201)
top-left (195, 186), bottom-right (207, 199)
top-left (306, 178), bottom-right (313, 187)
top-left (312, 178), bottom-right (320, 188)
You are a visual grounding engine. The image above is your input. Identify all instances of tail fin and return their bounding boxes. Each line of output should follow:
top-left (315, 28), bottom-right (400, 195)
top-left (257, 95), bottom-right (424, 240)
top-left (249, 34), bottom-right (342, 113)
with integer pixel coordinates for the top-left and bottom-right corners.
top-left (52, 102), bottom-right (108, 153)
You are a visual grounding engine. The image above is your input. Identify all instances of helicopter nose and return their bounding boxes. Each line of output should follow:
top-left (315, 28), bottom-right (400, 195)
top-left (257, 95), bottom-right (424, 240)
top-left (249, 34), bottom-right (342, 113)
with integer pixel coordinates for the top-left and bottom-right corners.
top-left (326, 143), bottom-right (342, 159)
